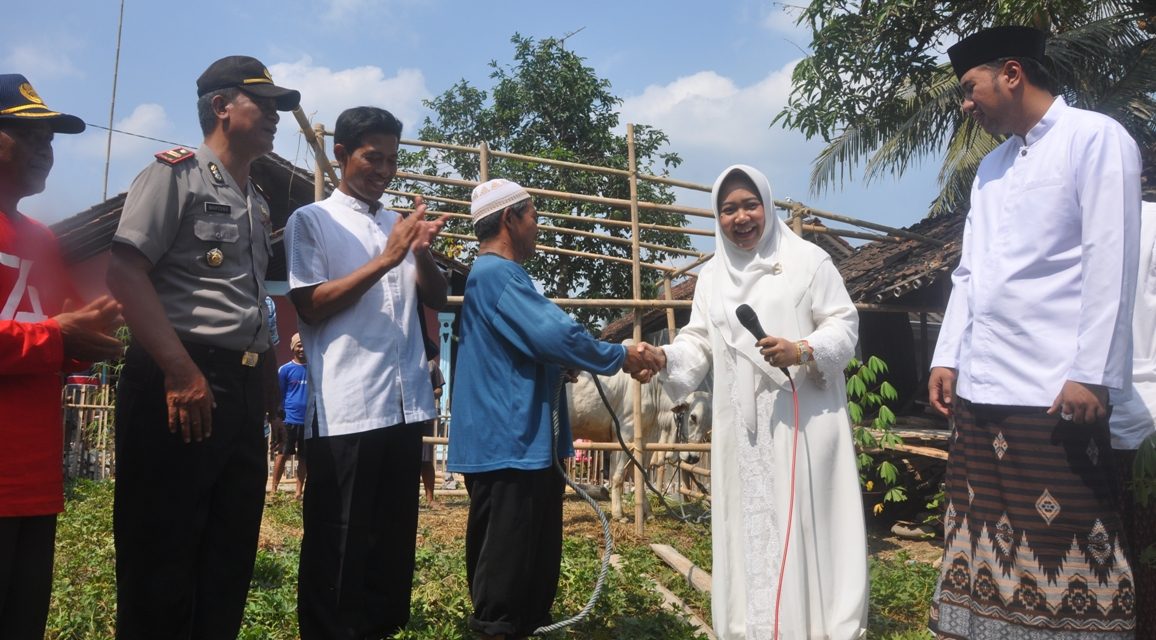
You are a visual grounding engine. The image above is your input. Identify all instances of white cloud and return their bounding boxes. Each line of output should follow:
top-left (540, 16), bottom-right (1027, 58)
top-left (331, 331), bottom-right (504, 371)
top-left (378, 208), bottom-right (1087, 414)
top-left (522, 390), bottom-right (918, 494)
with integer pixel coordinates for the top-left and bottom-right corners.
top-left (319, 0), bottom-right (425, 26)
top-left (322, 0), bottom-right (371, 22)
top-left (620, 61), bottom-right (822, 204)
top-left (2, 38), bottom-right (80, 80)
top-left (619, 60), bottom-right (947, 242)
top-left (94, 103), bottom-right (174, 159)
top-left (269, 57), bottom-right (432, 162)
top-left (762, 4), bottom-right (803, 35)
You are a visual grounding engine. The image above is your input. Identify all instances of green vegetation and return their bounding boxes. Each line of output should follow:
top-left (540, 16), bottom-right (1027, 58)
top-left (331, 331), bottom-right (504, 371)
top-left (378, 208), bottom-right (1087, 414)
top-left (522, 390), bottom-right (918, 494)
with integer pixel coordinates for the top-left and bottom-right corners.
top-left (846, 355), bottom-right (908, 515)
top-left (49, 481), bottom-right (939, 639)
top-left (777, 0), bottom-right (1156, 214)
top-left (402, 34), bottom-right (690, 329)
top-left (869, 553), bottom-right (939, 639)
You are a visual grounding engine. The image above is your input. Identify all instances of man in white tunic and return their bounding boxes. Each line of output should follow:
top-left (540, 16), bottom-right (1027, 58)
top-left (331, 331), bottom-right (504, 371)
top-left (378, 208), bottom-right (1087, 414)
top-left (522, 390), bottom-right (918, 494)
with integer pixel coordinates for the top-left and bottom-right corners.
top-left (286, 106), bottom-right (448, 639)
top-left (928, 25), bottom-right (1141, 638)
top-left (644, 164), bottom-right (868, 640)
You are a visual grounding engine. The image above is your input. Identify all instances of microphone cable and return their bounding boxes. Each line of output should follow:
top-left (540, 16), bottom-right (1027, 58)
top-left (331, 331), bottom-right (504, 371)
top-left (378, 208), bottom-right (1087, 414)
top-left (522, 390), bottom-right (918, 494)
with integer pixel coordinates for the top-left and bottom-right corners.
top-left (595, 375), bottom-right (709, 525)
top-left (534, 373), bottom-right (615, 636)
top-left (535, 367), bottom-right (710, 636)
top-left (772, 370), bottom-right (800, 640)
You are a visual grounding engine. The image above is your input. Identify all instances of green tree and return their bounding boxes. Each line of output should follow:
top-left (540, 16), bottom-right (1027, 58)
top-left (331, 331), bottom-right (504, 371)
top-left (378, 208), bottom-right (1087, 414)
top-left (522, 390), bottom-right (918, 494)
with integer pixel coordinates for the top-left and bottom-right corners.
top-left (775, 1), bottom-right (1156, 216)
top-left (401, 34), bottom-right (690, 328)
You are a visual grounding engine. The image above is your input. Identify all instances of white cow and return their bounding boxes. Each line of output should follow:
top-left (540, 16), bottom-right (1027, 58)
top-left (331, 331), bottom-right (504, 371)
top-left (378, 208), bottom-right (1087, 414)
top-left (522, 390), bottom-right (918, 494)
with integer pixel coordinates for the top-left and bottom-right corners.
top-left (567, 369), bottom-right (710, 520)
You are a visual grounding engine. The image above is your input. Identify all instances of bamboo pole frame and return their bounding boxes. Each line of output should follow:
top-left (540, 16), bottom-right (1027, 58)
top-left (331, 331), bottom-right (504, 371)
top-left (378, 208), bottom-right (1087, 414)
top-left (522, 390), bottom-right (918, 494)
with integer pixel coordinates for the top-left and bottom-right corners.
top-left (627, 123), bottom-right (647, 535)
top-left (439, 232), bottom-right (680, 273)
top-left (392, 201), bottom-right (716, 239)
top-left (429, 219), bottom-right (705, 258)
top-left (297, 118), bottom-right (944, 534)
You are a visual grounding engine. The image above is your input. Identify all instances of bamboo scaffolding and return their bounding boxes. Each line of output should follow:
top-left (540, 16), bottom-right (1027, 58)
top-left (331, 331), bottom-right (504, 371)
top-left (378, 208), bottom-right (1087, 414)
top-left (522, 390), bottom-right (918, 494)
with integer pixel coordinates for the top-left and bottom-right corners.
top-left (536, 224), bottom-right (704, 257)
top-left (628, 123), bottom-right (647, 535)
top-left (386, 134), bottom-right (934, 246)
top-left (439, 232), bottom-right (680, 272)
top-left (785, 202), bottom-right (945, 246)
top-left (292, 109), bottom-right (338, 187)
top-left (443, 296), bottom-right (692, 309)
top-left (672, 253), bottom-right (714, 278)
top-left (393, 201), bottom-right (715, 238)
top-left (297, 120), bottom-right (944, 536)
top-left (428, 218), bottom-right (703, 258)
top-left (396, 170), bottom-right (716, 219)
top-left (488, 147), bottom-right (631, 178)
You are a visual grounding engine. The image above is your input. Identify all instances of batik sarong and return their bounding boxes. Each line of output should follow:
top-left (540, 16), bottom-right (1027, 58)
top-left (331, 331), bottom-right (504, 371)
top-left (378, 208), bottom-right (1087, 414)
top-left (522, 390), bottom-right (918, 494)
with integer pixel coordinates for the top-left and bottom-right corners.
top-left (930, 400), bottom-right (1135, 639)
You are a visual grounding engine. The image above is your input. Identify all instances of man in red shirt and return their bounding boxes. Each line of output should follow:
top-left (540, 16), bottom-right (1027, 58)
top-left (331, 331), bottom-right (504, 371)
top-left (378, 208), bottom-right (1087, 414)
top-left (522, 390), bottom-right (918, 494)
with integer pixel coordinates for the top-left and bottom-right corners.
top-left (0, 73), bottom-right (122, 639)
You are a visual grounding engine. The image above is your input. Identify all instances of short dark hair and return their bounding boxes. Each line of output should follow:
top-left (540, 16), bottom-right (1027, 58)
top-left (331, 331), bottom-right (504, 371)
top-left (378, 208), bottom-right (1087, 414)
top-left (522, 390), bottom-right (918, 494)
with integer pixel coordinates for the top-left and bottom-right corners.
top-left (984, 56), bottom-right (1056, 95)
top-left (334, 107), bottom-right (403, 152)
top-left (196, 87), bottom-right (242, 136)
top-left (474, 198), bottom-right (531, 242)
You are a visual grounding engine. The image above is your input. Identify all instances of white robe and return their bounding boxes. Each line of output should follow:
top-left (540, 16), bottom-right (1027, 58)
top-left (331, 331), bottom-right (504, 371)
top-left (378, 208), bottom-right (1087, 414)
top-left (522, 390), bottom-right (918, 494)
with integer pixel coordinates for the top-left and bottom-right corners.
top-left (662, 165), bottom-right (868, 640)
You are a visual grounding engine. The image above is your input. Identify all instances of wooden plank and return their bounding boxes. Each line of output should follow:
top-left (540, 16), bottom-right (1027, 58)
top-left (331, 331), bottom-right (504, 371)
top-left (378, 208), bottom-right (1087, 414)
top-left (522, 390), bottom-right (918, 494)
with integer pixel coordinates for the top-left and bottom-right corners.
top-left (650, 543), bottom-right (712, 594)
top-left (863, 443), bottom-right (949, 461)
top-left (610, 554), bottom-right (716, 640)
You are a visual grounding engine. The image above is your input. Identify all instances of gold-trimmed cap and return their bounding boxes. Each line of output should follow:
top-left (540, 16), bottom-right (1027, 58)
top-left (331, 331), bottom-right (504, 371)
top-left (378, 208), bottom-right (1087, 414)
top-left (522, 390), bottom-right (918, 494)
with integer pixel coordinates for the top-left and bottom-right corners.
top-left (0, 74), bottom-right (85, 134)
top-left (196, 55), bottom-right (301, 111)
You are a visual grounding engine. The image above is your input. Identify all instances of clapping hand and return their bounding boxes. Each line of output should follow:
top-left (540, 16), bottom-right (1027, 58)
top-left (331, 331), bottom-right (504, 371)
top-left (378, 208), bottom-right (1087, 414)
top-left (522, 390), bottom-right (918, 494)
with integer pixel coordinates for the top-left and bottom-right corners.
top-left (404, 195), bottom-right (450, 253)
top-left (382, 195), bottom-right (450, 266)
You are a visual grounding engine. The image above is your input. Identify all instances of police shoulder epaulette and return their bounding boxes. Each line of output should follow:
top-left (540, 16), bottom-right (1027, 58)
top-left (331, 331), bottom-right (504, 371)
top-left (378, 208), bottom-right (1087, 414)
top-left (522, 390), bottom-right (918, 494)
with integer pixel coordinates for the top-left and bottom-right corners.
top-left (154, 146), bottom-right (195, 166)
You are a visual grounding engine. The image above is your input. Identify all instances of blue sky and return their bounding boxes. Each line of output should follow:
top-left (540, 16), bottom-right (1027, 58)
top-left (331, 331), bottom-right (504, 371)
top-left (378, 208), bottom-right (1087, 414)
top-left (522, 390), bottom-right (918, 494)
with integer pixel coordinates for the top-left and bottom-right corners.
top-left (5, 0), bottom-right (946, 239)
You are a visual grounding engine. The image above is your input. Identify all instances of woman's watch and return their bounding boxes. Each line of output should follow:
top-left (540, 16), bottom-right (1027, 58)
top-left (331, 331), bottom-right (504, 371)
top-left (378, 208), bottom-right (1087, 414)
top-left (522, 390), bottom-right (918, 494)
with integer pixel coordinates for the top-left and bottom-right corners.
top-left (795, 340), bottom-right (813, 365)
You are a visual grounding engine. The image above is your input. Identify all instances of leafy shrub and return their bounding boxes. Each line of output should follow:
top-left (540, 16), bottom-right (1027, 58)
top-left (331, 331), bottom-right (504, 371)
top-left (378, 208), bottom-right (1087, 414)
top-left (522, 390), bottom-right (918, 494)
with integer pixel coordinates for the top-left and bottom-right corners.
top-left (846, 355), bottom-right (906, 515)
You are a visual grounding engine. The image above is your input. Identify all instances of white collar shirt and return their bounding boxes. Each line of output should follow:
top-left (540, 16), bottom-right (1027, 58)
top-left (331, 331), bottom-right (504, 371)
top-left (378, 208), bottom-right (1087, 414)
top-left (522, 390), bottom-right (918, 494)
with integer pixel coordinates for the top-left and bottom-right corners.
top-left (1109, 201), bottom-right (1156, 448)
top-left (931, 96), bottom-right (1142, 406)
top-left (285, 190), bottom-right (435, 437)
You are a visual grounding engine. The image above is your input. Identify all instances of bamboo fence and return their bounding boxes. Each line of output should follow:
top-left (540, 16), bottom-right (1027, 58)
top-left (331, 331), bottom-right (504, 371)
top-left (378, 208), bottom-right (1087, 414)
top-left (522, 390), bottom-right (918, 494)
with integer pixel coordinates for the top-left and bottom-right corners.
top-left (294, 109), bottom-right (940, 532)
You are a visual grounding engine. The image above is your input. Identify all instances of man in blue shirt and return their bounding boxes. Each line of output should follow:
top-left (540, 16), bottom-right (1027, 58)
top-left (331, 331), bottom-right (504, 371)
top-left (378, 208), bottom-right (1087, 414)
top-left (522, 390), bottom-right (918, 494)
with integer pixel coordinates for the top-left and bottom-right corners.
top-left (272, 333), bottom-right (308, 499)
top-left (448, 179), bottom-right (657, 640)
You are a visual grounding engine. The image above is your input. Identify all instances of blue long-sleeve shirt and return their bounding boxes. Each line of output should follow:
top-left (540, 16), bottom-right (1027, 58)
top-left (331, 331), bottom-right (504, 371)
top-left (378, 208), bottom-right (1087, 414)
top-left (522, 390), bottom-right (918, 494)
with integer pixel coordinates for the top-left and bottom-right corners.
top-left (447, 255), bottom-right (625, 473)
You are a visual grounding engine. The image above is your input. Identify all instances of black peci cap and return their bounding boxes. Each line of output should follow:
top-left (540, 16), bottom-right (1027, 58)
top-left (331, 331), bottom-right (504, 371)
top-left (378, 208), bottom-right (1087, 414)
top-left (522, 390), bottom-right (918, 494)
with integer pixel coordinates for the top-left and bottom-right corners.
top-left (196, 55), bottom-right (301, 111)
top-left (948, 26), bottom-right (1048, 79)
top-left (0, 74), bottom-right (85, 133)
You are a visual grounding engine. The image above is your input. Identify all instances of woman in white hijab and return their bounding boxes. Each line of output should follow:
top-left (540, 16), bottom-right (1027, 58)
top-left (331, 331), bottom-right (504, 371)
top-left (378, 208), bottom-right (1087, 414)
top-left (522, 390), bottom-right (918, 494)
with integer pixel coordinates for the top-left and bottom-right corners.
top-left (651, 165), bottom-right (868, 639)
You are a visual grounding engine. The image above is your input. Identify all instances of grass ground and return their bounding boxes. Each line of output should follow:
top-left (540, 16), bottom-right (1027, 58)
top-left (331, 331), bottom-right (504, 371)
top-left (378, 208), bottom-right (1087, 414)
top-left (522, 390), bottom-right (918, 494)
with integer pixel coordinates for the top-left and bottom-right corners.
top-left (47, 480), bottom-right (938, 639)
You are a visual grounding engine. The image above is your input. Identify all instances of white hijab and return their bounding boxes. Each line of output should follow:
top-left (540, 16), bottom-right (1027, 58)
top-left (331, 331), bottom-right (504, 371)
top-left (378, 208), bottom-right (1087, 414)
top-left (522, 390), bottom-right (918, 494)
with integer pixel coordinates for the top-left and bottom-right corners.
top-left (707, 165), bottom-right (824, 422)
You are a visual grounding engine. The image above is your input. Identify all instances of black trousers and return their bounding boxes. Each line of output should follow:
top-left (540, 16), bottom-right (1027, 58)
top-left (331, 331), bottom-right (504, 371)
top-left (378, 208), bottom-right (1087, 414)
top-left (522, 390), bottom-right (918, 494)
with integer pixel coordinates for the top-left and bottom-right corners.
top-left (113, 343), bottom-right (267, 640)
top-left (0, 514), bottom-right (56, 640)
top-left (464, 467), bottom-right (564, 639)
top-left (298, 422), bottom-right (423, 640)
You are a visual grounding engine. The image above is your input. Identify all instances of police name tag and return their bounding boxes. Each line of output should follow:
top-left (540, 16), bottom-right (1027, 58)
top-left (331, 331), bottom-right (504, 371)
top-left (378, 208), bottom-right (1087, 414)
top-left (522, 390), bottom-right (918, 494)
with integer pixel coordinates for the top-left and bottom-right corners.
top-left (204, 202), bottom-right (231, 215)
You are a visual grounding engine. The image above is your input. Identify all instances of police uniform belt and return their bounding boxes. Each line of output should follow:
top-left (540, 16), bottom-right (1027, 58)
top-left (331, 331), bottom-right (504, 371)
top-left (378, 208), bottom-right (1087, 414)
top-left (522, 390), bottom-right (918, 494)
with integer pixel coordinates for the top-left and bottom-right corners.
top-left (181, 341), bottom-right (262, 368)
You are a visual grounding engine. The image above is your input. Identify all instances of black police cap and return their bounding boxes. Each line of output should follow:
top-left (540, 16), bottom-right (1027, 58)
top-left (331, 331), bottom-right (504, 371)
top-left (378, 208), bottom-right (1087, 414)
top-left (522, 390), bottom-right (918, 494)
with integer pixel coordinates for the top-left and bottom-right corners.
top-left (196, 55), bottom-right (301, 111)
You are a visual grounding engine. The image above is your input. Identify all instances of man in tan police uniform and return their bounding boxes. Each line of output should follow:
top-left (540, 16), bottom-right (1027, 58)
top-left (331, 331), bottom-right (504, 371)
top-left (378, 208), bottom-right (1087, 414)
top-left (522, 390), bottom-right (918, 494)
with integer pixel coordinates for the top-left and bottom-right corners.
top-left (106, 55), bottom-right (299, 640)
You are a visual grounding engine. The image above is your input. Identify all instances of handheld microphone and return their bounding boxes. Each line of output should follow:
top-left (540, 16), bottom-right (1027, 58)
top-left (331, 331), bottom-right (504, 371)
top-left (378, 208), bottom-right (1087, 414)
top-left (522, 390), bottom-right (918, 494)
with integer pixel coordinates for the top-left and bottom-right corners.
top-left (735, 304), bottom-right (790, 377)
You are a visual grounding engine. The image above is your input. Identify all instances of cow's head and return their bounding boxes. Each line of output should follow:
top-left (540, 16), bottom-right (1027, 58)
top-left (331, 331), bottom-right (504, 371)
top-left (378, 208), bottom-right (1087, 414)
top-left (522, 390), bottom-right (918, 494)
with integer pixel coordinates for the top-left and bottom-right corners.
top-left (671, 391), bottom-right (711, 464)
